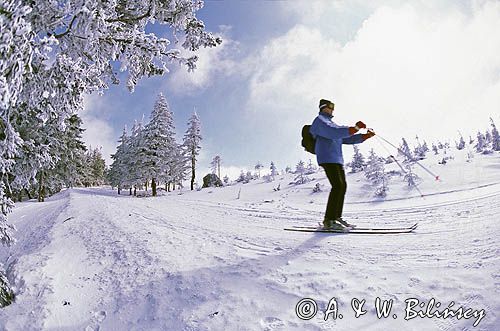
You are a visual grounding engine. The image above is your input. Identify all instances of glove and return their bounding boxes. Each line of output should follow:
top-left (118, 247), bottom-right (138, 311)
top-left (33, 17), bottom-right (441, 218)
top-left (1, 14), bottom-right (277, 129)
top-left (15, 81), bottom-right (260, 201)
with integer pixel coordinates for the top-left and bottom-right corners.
top-left (355, 121), bottom-right (367, 130)
top-left (362, 130), bottom-right (376, 141)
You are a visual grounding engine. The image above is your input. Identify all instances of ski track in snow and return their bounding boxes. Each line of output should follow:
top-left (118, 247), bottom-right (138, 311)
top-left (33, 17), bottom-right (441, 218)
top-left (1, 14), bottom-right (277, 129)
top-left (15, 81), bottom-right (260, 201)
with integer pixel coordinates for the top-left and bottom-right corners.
top-left (0, 185), bottom-right (499, 331)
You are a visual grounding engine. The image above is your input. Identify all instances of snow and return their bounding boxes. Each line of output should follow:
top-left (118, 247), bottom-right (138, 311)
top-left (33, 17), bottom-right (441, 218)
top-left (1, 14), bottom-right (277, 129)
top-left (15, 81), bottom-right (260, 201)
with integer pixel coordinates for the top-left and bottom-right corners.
top-left (0, 151), bottom-right (499, 330)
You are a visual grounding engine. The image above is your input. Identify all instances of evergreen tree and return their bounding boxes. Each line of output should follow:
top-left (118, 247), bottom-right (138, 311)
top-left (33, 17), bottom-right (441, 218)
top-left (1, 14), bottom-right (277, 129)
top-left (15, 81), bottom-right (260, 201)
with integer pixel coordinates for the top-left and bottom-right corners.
top-left (306, 159), bottom-right (317, 174)
top-left (475, 131), bottom-right (485, 153)
top-left (211, 155), bottom-right (222, 179)
top-left (491, 117), bottom-right (500, 151)
top-left (141, 93), bottom-right (177, 196)
top-left (183, 111), bottom-right (202, 190)
top-left (126, 120), bottom-right (146, 195)
top-left (403, 164), bottom-right (419, 187)
top-left (432, 143), bottom-right (439, 155)
top-left (399, 138), bottom-right (413, 162)
top-left (254, 162), bottom-right (264, 178)
top-left (109, 127), bottom-right (130, 194)
top-left (349, 145), bottom-right (366, 173)
top-left (364, 149), bottom-right (389, 197)
top-left (294, 160), bottom-right (309, 184)
top-left (270, 162), bottom-right (278, 178)
top-left (456, 133), bottom-right (466, 150)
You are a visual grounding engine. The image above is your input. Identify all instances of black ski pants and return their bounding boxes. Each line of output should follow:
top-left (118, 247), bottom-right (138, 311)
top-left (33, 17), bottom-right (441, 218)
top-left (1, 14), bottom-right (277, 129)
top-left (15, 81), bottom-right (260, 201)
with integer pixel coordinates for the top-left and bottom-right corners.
top-left (320, 163), bottom-right (347, 220)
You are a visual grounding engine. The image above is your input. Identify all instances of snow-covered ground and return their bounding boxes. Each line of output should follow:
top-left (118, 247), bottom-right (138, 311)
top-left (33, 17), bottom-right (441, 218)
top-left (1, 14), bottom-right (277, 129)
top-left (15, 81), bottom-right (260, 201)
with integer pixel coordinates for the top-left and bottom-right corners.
top-left (0, 151), bottom-right (499, 330)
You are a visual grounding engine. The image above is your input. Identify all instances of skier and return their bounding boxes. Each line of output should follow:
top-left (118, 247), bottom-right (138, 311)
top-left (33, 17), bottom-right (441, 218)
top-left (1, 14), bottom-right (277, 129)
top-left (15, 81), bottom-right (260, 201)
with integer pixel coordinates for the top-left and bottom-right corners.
top-left (310, 99), bottom-right (375, 229)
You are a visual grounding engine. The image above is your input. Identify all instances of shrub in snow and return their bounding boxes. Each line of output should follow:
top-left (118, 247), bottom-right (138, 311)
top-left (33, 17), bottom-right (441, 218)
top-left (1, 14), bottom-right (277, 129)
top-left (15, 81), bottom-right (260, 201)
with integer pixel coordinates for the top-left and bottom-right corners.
top-left (374, 186), bottom-right (388, 198)
top-left (312, 183), bottom-right (322, 193)
top-left (403, 165), bottom-right (420, 187)
top-left (305, 159), bottom-right (317, 175)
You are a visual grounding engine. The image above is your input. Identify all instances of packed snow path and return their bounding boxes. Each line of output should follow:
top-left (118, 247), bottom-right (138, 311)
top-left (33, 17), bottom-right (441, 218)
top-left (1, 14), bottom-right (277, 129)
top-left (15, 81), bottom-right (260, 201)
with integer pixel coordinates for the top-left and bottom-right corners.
top-left (1, 186), bottom-right (499, 330)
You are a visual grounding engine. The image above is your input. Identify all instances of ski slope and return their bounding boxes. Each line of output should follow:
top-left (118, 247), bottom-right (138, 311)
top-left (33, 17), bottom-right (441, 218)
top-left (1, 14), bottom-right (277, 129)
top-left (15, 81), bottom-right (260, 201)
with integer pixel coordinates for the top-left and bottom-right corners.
top-left (0, 153), bottom-right (499, 330)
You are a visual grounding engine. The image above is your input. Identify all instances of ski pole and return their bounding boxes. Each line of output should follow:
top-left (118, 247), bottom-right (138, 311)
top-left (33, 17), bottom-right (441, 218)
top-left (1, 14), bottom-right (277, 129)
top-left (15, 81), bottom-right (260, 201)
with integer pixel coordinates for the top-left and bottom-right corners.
top-left (369, 129), bottom-right (440, 181)
top-left (374, 135), bottom-right (425, 197)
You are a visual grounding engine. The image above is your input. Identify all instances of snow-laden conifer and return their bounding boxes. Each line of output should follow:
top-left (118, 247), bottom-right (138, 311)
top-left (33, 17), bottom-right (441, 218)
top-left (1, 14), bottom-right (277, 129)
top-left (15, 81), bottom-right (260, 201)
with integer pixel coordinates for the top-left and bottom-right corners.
top-left (211, 156), bottom-right (222, 179)
top-left (365, 149), bottom-right (389, 197)
top-left (183, 111), bottom-right (202, 190)
top-left (399, 138), bottom-right (413, 163)
top-left (349, 145), bottom-right (366, 173)
top-left (141, 93), bottom-right (177, 195)
top-left (491, 118), bottom-right (500, 151)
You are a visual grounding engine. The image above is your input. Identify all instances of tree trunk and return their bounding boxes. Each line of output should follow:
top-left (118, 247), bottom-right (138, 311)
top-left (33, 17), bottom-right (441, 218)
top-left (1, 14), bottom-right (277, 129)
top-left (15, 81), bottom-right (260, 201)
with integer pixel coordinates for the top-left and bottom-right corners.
top-left (133, 186), bottom-right (137, 196)
top-left (38, 171), bottom-right (45, 202)
top-left (152, 178), bottom-right (157, 196)
top-left (129, 187), bottom-right (132, 195)
top-left (118, 186), bottom-right (121, 195)
top-left (191, 156), bottom-right (196, 190)
top-left (145, 180), bottom-right (148, 191)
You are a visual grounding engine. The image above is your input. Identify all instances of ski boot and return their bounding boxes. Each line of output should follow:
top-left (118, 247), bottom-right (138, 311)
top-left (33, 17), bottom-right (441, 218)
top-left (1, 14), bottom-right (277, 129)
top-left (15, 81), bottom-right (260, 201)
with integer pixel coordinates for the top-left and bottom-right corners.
top-left (322, 219), bottom-right (346, 231)
top-left (336, 217), bottom-right (356, 229)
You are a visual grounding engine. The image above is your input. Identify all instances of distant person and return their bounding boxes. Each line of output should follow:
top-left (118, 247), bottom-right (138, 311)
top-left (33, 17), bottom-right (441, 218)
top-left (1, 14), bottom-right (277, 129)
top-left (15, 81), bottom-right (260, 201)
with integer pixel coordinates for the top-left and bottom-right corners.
top-left (309, 99), bottom-right (375, 229)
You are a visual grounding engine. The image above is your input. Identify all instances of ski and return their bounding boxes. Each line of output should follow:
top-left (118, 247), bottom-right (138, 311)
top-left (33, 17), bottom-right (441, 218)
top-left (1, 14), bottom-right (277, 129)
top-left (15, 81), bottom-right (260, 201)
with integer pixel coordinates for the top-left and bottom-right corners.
top-left (289, 223), bottom-right (418, 231)
top-left (283, 227), bottom-right (416, 234)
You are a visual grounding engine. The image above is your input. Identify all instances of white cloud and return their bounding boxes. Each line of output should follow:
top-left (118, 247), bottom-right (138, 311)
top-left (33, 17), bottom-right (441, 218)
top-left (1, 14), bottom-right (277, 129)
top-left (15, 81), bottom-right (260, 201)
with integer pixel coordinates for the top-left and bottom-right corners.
top-left (166, 26), bottom-right (239, 95)
top-left (82, 94), bottom-right (118, 165)
top-left (244, 1), bottom-right (500, 158)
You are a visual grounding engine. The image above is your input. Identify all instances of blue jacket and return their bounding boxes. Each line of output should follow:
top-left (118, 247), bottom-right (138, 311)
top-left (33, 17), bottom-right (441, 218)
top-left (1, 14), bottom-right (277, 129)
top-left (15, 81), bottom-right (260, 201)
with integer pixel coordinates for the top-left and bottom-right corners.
top-left (310, 112), bottom-right (364, 165)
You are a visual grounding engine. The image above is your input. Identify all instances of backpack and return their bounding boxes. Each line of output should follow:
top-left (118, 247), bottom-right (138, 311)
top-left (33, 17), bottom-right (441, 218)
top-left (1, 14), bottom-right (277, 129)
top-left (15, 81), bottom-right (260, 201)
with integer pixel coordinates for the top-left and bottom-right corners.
top-left (301, 125), bottom-right (316, 154)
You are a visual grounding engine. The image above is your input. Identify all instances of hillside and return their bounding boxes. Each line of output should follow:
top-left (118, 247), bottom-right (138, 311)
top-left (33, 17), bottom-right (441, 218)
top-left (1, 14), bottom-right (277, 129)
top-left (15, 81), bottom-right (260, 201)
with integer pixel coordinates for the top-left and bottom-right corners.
top-left (0, 151), bottom-right (499, 330)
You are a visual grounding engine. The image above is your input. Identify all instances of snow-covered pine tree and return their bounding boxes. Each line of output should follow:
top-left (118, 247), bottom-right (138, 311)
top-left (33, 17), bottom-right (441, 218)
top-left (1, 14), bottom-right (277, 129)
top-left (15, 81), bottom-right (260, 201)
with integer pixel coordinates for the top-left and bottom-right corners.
top-left (414, 138), bottom-right (429, 160)
top-left (125, 120), bottom-right (147, 195)
top-left (89, 147), bottom-right (106, 186)
top-left (211, 156), bottom-right (222, 179)
top-left (109, 127), bottom-right (130, 194)
top-left (183, 111), bottom-right (202, 190)
top-left (270, 161), bottom-right (278, 179)
top-left (456, 133), bottom-right (466, 150)
top-left (491, 117), bottom-right (500, 151)
top-left (306, 159), bottom-right (317, 175)
top-left (475, 131), bottom-right (485, 153)
top-left (294, 160), bottom-right (309, 185)
top-left (349, 145), bottom-right (366, 173)
top-left (432, 143), bottom-right (439, 155)
top-left (236, 170), bottom-right (247, 183)
top-left (403, 164), bottom-right (419, 187)
top-left (245, 171), bottom-right (253, 183)
top-left (223, 175), bottom-right (229, 184)
top-left (141, 93), bottom-right (177, 196)
top-left (399, 138), bottom-right (413, 162)
top-left (285, 166), bottom-right (292, 174)
top-left (254, 162), bottom-right (263, 178)
top-left (364, 149), bottom-right (389, 197)
top-left (168, 143), bottom-right (190, 191)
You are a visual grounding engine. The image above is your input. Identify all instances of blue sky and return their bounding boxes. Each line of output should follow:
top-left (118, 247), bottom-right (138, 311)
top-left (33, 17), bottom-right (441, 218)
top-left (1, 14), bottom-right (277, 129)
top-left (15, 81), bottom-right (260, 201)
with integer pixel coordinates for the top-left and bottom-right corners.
top-left (83, 0), bottom-right (500, 181)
